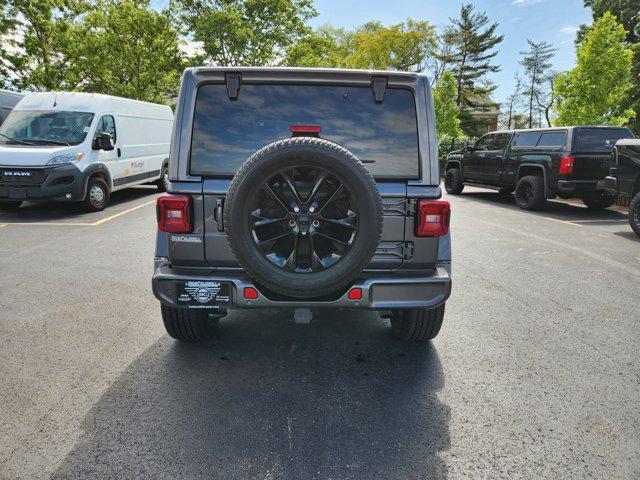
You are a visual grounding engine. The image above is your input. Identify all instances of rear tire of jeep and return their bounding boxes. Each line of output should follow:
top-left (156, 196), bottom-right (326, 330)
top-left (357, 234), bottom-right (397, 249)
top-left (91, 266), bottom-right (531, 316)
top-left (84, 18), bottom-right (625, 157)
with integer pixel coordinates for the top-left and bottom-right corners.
top-left (161, 305), bottom-right (219, 341)
top-left (83, 177), bottom-right (109, 212)
top-left (224, 137), bottom-right (382, 299)
top-left (444, 168), bottom-right (464, 195)
top-left (0, 201), bottom-right (22, 210)
top-left (390, 304), bottom-right (445, 342)
top-left (515, 175), bottom-right (546, 210)
top-left (629, 192), bottom-right (640, 237)
top-left (582, 191), bottom-right (616, 210)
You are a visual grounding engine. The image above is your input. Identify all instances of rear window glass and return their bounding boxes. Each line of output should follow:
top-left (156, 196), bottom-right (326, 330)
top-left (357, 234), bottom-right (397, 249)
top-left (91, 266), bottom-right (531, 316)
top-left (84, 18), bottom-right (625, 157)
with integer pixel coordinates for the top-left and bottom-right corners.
top-left (575, 128), bottom-right (634, 152)
top-left (190, 84), bottom-right (420, 178)
top-left (536, 131), bottom-right (567, 147)
top-left (513, 132), bottom-right (541, 148)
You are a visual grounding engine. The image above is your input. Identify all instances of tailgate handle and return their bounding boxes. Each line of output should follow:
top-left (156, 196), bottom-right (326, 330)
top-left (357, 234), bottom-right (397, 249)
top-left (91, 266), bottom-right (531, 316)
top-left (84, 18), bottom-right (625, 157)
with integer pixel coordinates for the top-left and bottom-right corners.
top-left (214, 198), bottom-right (224, 232)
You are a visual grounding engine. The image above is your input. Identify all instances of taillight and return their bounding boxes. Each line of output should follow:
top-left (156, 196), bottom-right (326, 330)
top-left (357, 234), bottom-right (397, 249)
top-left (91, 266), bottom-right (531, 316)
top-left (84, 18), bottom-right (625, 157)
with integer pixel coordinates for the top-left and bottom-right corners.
top-left (157, 194), bottom-right (191, 233)
top-left (559, 155), bottom-right (574, 175)
top-left (415, 200), bottom-right (450, 237)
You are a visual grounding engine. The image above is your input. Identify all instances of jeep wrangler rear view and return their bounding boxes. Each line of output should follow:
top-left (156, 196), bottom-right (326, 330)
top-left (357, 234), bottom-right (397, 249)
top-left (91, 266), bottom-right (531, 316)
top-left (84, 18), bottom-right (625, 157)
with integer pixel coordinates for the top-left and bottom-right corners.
top-left (152, 67), bottom-right (452, 342)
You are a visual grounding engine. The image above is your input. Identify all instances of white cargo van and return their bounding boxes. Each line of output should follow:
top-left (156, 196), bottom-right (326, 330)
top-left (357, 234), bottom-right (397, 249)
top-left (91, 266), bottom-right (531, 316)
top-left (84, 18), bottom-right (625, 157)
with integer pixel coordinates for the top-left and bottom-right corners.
top-left (0, 89), bottom-right (24, 126)
top-left (0, 92), bottom-right (173, 211)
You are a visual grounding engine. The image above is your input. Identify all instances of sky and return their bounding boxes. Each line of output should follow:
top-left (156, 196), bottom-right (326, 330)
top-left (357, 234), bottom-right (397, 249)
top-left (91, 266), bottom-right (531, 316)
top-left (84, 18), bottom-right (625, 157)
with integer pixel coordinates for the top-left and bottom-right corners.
top-left (309, 0), bottom-right (593, 106)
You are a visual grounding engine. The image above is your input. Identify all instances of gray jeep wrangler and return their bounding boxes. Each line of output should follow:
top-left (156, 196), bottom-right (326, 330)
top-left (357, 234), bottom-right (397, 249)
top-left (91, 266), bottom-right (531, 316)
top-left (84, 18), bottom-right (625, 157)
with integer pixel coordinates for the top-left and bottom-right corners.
top-left (152, 67), bottom-right (452, 342)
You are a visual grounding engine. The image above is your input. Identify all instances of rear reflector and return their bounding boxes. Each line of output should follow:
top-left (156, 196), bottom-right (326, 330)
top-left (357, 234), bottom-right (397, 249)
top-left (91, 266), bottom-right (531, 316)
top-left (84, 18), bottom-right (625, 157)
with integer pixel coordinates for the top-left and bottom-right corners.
top-left (559, 155), bottom-right (574, 175)
top-left (347, 287), bottom-right (363, 300)
top-left (243, 287), bottom-right (259, 300)
top-left (415, 200), bottom-right (450, 237)
top-left (290, 124), bottom-right (321, 134)
top-left (157, 194), bottom-right (191, 233)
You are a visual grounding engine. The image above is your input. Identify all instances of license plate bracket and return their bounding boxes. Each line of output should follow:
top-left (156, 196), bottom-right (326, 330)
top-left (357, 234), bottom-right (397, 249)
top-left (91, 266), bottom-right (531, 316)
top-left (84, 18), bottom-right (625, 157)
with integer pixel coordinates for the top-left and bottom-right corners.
top-left (176, 281), bottom-right (231, 307)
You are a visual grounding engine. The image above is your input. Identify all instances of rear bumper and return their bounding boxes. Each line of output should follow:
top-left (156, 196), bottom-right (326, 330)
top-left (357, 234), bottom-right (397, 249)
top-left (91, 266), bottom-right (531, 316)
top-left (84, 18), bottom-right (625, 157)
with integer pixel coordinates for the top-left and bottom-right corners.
top-left (152, 261), bottom-right (452, 310)
top-left (0, 164), bottom-right (87, 202)
top-left (556, 179), bottom-right (605, 195)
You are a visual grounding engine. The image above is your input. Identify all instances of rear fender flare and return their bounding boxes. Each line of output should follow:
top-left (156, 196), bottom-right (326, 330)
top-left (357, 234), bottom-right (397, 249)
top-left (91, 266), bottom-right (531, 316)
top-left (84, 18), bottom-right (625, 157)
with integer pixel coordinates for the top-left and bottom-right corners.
top-left (517, 163), bottom-right (548, 197)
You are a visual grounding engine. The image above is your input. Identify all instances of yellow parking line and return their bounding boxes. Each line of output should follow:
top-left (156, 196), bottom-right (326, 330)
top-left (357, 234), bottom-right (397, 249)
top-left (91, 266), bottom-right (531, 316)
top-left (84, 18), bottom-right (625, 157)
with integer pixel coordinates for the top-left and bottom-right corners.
top-left (90, 199), bottom-right (156, 226)
top-left (543, 217), bottom-right (583, 227)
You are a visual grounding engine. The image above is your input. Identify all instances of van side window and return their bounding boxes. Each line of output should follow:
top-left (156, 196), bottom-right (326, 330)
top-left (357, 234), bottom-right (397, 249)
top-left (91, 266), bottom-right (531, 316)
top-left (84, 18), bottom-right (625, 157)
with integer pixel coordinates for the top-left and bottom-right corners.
top-left (97, 115), bottom-right (116, 142)
top-left (513, 132), bottom-right (541, 148)
top-left (536, 131), bottom-right (566, 148)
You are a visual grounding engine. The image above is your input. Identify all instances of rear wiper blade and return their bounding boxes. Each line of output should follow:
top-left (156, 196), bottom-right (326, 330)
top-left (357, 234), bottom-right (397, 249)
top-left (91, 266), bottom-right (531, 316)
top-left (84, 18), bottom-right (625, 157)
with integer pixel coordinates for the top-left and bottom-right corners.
top-left (0, 132), bottom-right (37, 146)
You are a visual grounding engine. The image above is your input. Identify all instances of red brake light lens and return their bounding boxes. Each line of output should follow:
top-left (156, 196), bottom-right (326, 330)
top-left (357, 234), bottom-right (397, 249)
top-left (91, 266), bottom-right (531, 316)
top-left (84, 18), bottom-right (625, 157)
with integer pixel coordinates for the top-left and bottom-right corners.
top-left (243, 287), bottom-right (259, 300)
top-left (559, 155), bottom-right (574, 175)
top-left (157, 194), bottom-right (191, 233)
top-left (347, 287), bottom-right (363, 300)
top-left (290, 124), bottom-right (321, 135)
top-left (415, 200), bottom-right (450, 237)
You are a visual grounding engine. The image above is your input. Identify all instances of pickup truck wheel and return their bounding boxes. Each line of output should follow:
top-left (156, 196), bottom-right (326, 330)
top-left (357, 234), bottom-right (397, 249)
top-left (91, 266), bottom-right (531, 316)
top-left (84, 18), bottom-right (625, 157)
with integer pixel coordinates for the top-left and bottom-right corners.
top-left (582, 191), bottom-right (616, 210)
top-left (83, 177), bottom-right (110, 211)
top-left (156, 164), bottom-right (169, 192)
top-left (224, 137), bottom-right (382, 299)
top-left (390, 304), bottom-right (445, 342)
top-left (0, 201), bottom-right (22, 210)
top-left (161, 305), bottom-right (219, 341)
top-left (515, 175), bottom-right (546, 210)
top-left (629, 192), bottom-right (640, 237)
top-left (444, 168), bottom-right (464, 194)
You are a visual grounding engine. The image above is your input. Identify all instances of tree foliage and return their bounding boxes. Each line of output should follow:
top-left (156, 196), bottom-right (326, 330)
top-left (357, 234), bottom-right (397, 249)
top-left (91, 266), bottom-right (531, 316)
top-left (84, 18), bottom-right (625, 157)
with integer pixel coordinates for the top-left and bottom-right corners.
top-left (178, 0), bottom-right (316, 66)
top-left (67, 0), bottom-right (184, 102)
top-left (519, 39), bottom-right (556, 128)
top-left (432, 70), bottom-right (462, 139)
top-left (283, 24), bottom-right (349, 68)
top-left (554, 12), bottom-right (635, 126)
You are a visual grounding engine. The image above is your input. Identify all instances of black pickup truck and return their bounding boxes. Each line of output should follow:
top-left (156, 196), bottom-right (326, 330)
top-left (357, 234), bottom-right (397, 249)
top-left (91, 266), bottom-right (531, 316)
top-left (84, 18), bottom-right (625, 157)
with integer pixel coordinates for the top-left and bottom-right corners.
top-left (445, 126), bottom-right (635, 210)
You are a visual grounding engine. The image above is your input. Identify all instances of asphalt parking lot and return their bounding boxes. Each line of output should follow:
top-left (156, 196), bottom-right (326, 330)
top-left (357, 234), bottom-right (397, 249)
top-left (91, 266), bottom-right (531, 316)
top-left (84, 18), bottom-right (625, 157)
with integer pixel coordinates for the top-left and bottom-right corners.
top-left (1, 185), bottom-right (639, 479)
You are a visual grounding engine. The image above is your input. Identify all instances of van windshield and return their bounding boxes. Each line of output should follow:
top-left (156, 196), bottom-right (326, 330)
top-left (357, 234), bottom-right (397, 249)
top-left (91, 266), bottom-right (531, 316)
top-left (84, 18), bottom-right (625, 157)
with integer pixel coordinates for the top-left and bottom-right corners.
top-left (0, 110), bottom-right (95, 146)
top-left (190, 84), bottom-right (420, 178)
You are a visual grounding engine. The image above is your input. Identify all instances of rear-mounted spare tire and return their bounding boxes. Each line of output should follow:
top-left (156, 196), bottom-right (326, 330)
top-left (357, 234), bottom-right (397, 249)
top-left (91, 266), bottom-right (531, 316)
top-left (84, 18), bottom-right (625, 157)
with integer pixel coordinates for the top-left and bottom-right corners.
top-left (224, 137), bottom-right (383, 299)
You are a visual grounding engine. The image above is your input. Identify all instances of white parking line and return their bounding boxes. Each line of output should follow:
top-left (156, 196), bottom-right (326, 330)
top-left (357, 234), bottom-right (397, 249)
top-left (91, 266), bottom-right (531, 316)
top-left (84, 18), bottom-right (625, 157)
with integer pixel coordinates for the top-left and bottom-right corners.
top-left (542, 217), bottom-right (583, 227)
top-left (0, 199), bottom-right (156, 227)
top-left (571, 219), bottom-right (629, 224)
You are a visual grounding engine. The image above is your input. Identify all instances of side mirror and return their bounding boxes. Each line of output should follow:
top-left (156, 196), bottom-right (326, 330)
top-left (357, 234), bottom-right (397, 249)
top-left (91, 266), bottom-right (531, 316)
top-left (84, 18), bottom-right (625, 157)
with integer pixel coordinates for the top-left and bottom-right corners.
top-left (462, 141), bottom-right (470, 152)
top-left (94, 132), bottom-right (114, 151)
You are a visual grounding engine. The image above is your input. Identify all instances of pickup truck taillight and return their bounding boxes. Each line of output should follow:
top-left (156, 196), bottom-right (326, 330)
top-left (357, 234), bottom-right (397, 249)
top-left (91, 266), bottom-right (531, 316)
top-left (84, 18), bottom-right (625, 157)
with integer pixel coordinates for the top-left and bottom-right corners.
top-left (559, 155), bottom-right (575, 175)
top-left (415, 200), bottom-right (450, 237)
top-left (157, 194), bottom-right (191, 233)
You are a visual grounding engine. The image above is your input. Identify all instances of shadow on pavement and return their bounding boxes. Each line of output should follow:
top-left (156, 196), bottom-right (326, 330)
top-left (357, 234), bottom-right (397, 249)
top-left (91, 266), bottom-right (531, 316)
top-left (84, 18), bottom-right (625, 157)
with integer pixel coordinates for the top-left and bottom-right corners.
top-left (0, 185), bottom-right (158, 223)
top-left (613, 230), bottom-right (640, 242)
top-left (52, 309), bottom-right (450, 480)
top-left (454, 190), bottom-right (628, 222)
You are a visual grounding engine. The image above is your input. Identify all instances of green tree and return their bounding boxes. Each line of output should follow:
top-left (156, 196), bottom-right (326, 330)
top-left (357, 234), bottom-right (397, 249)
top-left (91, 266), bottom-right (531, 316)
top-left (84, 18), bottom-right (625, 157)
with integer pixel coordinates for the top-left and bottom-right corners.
top-left (67, 0), bottom-right (184, 102)
top-left (554, 12), bottom-right (634, 126)
top-left (519, 39), bottom-right (556, 128)
top-left (178, 0), bottom-right (316, 66)
top-left (283, 24), bottom-right (349, 68)
top-left (582, 0), bottom-right (640, 132)
top-left (437, 3), bottom-right (503, 135)
top-left (432, 70), bottom-right (462, 139)
top-left (345, 19), bottom-right (436, 71)
top-left (0, 0), bottom-right (19, 86)
top-left (3, 0), bottom-right (84, 91)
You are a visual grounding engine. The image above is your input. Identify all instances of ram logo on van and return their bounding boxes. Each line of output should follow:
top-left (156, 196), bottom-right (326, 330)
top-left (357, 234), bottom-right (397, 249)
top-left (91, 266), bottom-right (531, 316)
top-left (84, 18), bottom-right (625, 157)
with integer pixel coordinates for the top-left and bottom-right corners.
top-left (3, 171), bottom-right (31, 177)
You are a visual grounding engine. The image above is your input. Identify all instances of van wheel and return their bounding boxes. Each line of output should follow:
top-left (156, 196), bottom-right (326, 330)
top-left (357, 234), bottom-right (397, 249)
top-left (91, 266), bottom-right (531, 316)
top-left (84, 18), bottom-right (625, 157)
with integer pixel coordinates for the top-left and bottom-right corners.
top-left (629, 192), bottom-right (640, 237)
top-left (83, 177), bottom-right (110, 211)
top-left (156, 164), bottom-right (169, 192)
top-left (444, 168), bottom-right (464, 194)
top-left (582, 191), bottom-right (616, 210)
top-left (161, 305), bottom-right (219, 341)
top-left (0, 201), bottom-right (22, 210)
top-left (515, 175), bottom-right (546, 210)
top-left (390, 304), bottom-right (445, 342)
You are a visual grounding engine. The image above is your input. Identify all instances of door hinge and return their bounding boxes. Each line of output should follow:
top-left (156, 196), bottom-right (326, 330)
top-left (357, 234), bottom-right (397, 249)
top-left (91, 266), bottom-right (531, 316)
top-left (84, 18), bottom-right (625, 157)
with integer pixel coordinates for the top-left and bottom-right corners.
top-left (405, 199), bottom-right (417, 215)
top-left (372, 76), bottom-right (388, 103)
top-left (225, 73), bottom-right (241, 101)
top-left (402, 242), bottom-right (414, 260)
top-left (214, 197), bottom-right (225, 231)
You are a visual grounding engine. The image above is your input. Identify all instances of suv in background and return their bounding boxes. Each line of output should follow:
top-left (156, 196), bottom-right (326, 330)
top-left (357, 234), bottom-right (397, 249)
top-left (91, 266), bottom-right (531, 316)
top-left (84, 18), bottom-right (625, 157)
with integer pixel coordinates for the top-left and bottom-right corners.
top-left (152, 67), bottom-right (452, 343)
top-left (605, 139), bottom-right (640, 237)
top-left (445, 126), bottom-right (636, 210)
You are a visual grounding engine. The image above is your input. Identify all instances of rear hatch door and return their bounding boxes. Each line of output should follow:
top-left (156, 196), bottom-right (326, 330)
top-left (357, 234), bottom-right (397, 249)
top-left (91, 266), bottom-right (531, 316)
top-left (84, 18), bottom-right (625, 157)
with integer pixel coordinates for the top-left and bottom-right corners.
top-left (571, 128), bottom-right (635, 180)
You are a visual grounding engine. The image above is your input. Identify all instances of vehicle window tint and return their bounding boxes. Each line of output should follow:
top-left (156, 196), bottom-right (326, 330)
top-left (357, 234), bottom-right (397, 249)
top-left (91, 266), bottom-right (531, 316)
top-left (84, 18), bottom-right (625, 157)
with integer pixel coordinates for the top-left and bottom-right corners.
top-left (513, 132), bottom-right (541, 148)
top-left (474, 134), bottom-right (494, 151)
top-left (491, 133), bottom-right (511, 151)
top-left (190, 84), bottom-right (420, 178)
top-left (97, 115), bottom-right (116, 142)
top-left (575, 128), bottom-right (634, 152)
top-left (536, 131), bottom-right (566, 147)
